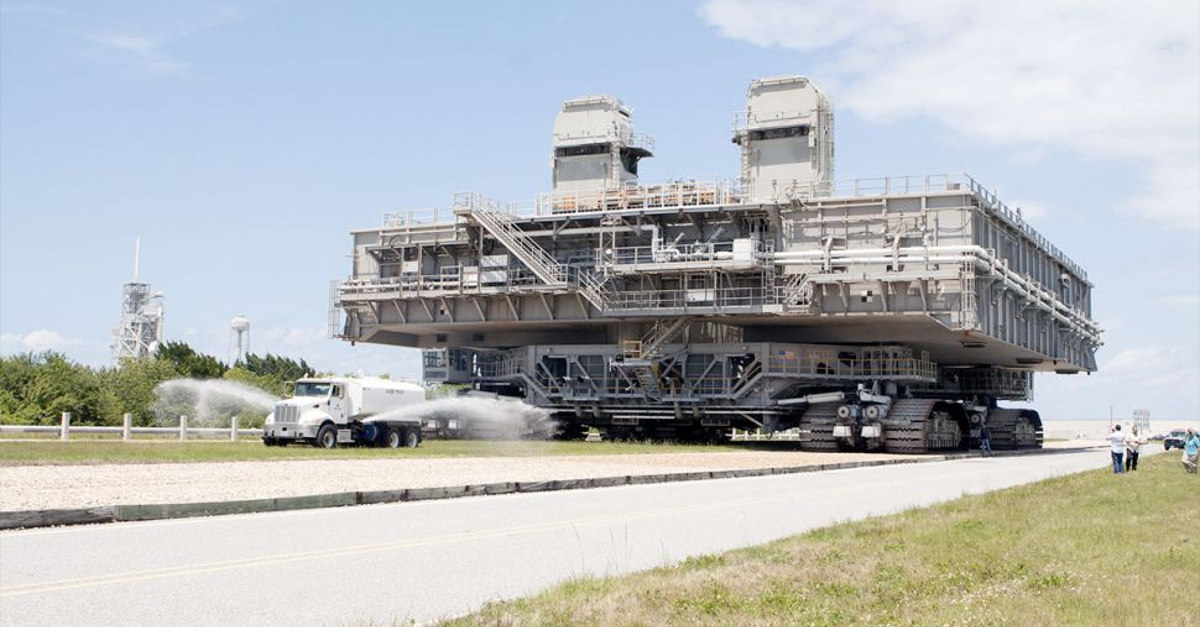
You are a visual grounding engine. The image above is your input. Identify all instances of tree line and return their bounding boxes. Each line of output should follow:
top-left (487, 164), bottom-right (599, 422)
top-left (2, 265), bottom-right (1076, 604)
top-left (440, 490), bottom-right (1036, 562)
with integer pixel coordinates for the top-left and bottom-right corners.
top-left (0, 341), bottom-right (315, 427)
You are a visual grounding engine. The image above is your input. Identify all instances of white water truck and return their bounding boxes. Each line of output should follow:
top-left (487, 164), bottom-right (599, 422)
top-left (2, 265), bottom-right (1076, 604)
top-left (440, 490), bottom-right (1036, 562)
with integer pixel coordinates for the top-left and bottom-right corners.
top-left (262, 377), bottom-right (426, 448)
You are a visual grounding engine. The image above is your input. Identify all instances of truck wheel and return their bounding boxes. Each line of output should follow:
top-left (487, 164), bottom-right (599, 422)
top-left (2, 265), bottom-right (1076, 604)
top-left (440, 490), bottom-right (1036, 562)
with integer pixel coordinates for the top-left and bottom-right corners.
top-left (315, 424), bottom-right (338, 449)
top-left (385, 428), bottom-right (403, 449)
top-left (403, 429), bottom-right (420, 448)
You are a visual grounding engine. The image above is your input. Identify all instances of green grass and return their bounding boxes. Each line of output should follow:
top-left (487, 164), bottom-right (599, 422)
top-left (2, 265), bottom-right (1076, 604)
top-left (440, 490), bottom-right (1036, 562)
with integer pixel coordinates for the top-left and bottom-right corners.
top-left (0, 438), bottom-right (753, 466)
top-left (440, 453), bottom-right (1200, 626)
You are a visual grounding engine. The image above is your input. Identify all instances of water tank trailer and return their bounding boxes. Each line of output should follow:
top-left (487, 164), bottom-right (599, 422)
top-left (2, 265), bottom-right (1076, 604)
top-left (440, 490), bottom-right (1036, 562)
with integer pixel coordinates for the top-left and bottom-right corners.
top-left (263, 377), bottom-right (426, 448)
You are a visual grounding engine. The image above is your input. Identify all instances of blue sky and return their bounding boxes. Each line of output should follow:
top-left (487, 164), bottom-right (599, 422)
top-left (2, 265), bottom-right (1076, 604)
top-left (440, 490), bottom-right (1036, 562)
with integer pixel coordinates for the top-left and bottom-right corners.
top-left (2, 1), bottom-right (1197, 421)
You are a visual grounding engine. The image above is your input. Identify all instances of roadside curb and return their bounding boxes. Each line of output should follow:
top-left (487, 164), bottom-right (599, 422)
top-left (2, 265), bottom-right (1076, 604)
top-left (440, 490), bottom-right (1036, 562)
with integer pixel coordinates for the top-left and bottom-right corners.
top-left (0, 446), bottom-right (1098, 531)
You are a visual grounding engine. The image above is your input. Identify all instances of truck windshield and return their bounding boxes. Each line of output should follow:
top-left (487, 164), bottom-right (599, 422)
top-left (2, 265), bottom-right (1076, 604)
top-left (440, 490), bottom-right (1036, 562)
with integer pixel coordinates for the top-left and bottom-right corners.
top-left (294, 382), bottom-right (332, 397)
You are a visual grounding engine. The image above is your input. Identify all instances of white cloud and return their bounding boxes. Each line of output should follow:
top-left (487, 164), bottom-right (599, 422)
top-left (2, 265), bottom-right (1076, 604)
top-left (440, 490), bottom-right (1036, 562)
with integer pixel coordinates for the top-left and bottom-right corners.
top-left (1032, 343), bottom-right (1199, 419)
top-left (0, 329), bottom-right (84, 352)
top-left (85, 34), bottom-right (188, 74)
top-left (260, 325), bottom-right (325, 347)
top-left (1007, 199), bottom-right (1054, 222)
top-left (282, 326), bottom-right (327, 347)
top-left (1100, 346), bottom-right (1198, 389)
top-left (700, 0), bottom-right (1200, 230)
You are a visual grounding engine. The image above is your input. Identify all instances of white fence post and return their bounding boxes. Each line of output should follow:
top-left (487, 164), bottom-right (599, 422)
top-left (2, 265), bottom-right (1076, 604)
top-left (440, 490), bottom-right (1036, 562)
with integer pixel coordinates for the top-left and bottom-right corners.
top-left (179, 415), bottom-right (188, 441)
top-left (230, 416), bottom-right (239, 442)
top-left (123, 413), bottom-right (132, 441)
top-left (60, 412), bottom-right (71, 441)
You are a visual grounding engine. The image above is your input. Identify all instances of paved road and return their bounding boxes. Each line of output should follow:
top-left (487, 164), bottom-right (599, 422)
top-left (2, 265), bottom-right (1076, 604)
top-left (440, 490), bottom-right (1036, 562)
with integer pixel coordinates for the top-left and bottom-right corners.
top-left (1, 449), bottom-right (1121, 626)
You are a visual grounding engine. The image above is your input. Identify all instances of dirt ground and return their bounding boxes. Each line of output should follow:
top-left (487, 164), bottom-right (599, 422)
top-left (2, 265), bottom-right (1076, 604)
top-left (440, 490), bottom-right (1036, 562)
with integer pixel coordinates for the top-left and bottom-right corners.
top-left (0, 441), bottom-right (1095, 512)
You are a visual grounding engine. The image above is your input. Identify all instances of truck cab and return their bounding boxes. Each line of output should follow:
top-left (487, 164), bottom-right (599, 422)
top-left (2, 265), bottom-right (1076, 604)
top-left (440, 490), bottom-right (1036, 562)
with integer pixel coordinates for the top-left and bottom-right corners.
top-left (262, 377), bottom-right (426, 448)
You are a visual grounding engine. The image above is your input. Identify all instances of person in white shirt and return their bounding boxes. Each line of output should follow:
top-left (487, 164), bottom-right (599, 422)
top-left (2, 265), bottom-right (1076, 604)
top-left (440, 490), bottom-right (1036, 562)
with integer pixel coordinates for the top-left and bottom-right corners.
top-left (1108, 425), bottom-right (1126, 474)
top-left (1124, 426), bottom-right (1145, 471)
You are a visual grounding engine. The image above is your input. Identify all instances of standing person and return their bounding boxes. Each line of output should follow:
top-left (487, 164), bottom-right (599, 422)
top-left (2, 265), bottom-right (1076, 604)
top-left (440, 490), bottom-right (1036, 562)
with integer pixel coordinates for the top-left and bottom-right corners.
top-left (1125, 425), bottom-right (1145, 471)
top-left (1108, 424), bottom-right (1125, 474)
top-left (980, 424), bottom-right (992, 457)
top-left (1183, 428), bottom-right (1199, 474)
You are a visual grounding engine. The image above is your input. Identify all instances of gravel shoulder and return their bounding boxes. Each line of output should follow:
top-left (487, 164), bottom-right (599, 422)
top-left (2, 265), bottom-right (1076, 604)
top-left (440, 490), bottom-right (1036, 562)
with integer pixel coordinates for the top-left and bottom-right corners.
top-left (0, 441), bottom-right (1096, 512)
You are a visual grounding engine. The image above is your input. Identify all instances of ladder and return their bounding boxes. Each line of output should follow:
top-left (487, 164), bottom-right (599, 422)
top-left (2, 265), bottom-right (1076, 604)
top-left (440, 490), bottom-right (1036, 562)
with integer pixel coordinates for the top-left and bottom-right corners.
top-left (960, 271), bottom-right (978, 330)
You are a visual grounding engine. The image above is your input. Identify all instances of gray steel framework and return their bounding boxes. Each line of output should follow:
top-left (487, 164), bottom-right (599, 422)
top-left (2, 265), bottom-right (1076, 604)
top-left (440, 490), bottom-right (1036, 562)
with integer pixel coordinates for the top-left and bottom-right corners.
top-left (332, 76), bottom-right (1100, 452)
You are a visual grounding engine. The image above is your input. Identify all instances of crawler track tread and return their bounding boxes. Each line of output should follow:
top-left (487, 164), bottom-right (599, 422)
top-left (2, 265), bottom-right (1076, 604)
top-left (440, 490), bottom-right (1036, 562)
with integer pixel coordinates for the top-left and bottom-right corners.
top-left (883, 400), bottom-right (968, 454)
top-left (798, 402), bottom-right (839, 451)
top-left (988, 408), bottom-right (1043, 450)
top-left (882, 399), bottom-right (937, 454)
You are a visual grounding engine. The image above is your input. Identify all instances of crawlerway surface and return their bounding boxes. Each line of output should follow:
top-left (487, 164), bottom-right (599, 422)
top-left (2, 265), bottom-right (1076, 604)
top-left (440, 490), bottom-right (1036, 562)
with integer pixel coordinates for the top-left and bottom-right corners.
top-left (0, 441), bottom-right (1097, 512)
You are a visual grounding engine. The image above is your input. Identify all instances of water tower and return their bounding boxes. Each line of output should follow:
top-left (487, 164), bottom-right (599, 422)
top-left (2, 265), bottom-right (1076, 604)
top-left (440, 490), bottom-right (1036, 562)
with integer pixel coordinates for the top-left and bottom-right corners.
top-left (230, 315), bottom-right (250, 364)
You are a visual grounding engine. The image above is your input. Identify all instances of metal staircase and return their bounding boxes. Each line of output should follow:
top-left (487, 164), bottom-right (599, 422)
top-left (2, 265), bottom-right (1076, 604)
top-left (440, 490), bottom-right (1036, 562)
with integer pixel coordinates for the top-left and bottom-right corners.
top-left (782, 273), bottom-right (812, 307)
top-left (460, 193), bottom-right (565, 286)
top-left (633, 366), bottom-right (661, 398)
top-left (459, 192), bottom-right (609, 311)
top-left (613, 318), bottom-right (691, 399)
top-left (572, 267), bottom-right (612, 311)
top-left (620, 317), bottom-right (692, 360)
top-left (640, 317), bottom-right (691, 358)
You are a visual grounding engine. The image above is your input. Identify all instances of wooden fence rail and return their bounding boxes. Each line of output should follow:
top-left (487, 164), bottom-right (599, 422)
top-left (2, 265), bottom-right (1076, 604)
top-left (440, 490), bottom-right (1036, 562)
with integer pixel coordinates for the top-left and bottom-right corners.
top-left (0, 412), bottom-right (264, 441)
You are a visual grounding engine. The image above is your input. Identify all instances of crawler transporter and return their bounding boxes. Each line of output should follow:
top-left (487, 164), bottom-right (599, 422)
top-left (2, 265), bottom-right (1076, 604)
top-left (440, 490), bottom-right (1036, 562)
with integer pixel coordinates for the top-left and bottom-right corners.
top-left (332, 76), bottom-right (1101, 452)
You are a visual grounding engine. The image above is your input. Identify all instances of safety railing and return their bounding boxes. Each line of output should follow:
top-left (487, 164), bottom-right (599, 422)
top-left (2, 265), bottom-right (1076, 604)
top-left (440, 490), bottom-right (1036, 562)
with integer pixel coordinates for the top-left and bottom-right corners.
top-left (605, 286), bottom-right (783, 312)
top-left (942, 368), bottom-right (1032, 397)
top-left (338, 265), bottom-right (612, 311)
top-left (381, 207), bottom-right (457, 228)
top-left (458, 192), bottom-right (568, 288)
top-left (962, 176), bottom-right (1086, 280)
top-left (765, 352), bottom-right (938, 383)
top-left (600, 239), bottom-right (771, 269)
top-left (476, 353), bottom-right (530, 379)
top-left (339, 267), bottom-right (548, 298)
top-left (553, 129), bottom-right (655, 152)
top-left (569, 266), bottom-right (612, 310)
top-left (732, 108), bottom-right (815, 131)
top-left (372, 173), bottom-right (1084, 281)
top-left (531, 178), bottom-right (735, 215)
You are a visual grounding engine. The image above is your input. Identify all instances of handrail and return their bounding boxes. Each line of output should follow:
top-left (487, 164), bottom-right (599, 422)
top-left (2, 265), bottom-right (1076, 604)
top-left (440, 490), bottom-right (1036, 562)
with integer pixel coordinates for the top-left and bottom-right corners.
top-left (732, 108), bottom-right (815, 131)
top-left (460, 193), bottom-right (610, 311)
top-left (553, 130), bottom-right (655, 153)
top-left (466, 194), bottom-right (567, 287)
top-left (382, 173), bottom-right (1086, 282)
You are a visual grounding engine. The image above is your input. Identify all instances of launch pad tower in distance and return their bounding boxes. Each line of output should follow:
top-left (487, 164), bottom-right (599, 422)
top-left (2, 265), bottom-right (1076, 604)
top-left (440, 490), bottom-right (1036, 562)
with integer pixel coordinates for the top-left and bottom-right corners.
top-left (112, 238), bottom-right (164, 362)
